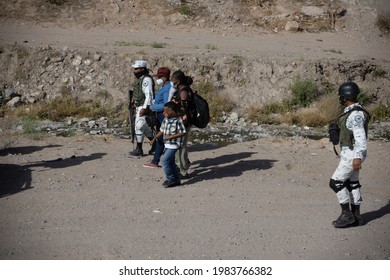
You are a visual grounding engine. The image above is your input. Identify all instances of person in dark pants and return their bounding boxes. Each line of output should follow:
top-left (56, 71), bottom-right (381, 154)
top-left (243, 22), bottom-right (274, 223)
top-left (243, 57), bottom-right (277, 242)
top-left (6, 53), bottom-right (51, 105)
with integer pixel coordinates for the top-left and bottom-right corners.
top-left (143, 67), bottom-right (176, 168)
top-left (171, 70), bottom-right (193, 179)
top-left (150, 101), bottom-right (186, 188)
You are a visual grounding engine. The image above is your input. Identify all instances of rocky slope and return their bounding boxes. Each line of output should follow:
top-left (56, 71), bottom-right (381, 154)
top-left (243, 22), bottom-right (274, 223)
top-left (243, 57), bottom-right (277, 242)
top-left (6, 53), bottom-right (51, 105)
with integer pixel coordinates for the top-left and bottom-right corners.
top-left (0, 0), bottom-right (389, 116)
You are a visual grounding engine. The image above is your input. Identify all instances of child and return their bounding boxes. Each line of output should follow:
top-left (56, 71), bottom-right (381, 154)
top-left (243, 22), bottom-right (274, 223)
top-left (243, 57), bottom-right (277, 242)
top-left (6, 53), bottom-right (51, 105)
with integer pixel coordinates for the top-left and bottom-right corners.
top-left (150, 101), bottom-right (186, 188)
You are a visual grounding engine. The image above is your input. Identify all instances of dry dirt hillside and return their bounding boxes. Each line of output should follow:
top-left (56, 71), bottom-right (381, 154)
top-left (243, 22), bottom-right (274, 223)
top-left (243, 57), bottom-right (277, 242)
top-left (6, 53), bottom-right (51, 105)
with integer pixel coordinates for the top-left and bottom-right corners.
top-left (1, 0), bottom-right (389, 38)
top-left (1, 0), bottom-right (390, 116)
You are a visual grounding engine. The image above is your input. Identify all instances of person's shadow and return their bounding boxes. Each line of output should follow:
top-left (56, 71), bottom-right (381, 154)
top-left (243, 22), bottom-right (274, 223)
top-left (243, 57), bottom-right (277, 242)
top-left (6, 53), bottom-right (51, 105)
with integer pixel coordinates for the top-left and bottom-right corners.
top-left (183, 152), bottom-right (277, 185)
top-left (0, 152), bottom-right (106, 198)
top-left (361, 200), bottom-right (390, 225)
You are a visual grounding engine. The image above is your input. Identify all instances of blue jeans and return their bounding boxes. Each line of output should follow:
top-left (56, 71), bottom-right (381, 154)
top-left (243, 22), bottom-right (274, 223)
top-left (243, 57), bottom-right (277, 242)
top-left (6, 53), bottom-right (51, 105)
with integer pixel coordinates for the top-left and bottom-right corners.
top-left (162, 148), bottom-right (180, 182)
top-left (151, 112), bottom-right (165, 165)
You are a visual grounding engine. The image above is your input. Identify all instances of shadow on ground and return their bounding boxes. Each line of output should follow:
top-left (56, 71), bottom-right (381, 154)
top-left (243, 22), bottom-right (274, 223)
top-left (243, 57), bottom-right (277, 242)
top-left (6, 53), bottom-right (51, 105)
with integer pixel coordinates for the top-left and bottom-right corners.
top-left (362, 200), bottom-right (390, 226)
top-left (0, 152), bottom-right (106, 198)
top-left (184, 152), bottom-right (277, 185)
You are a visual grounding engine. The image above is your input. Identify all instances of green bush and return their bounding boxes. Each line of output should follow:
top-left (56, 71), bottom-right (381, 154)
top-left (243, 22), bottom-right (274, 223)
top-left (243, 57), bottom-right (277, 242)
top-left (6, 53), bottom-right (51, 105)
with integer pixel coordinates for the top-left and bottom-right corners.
top-left (179, 4), bottom-right (192, 16)
top-left (289, 76), bottom-right (318, 108)
top-left (370, 103), bottom-right (390, 122)
top-left (357, 89), bottom-right (375, 106)
top-left (22, 116), bottom-right (39, 134)
top-left (21, 116), bottom-right (45, 139)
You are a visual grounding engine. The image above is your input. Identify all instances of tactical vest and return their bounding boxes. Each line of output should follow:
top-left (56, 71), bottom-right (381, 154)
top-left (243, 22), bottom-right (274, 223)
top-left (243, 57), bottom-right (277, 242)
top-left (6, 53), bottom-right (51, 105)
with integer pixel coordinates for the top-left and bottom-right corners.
top-left (338, 107), bottom-right (370, 150)
top-left (132, 77), bottom-right (145, 105)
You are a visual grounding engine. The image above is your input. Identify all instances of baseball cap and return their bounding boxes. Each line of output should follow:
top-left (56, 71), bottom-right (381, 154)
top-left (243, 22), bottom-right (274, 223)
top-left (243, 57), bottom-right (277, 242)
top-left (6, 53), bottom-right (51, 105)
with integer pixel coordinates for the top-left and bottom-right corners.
top-left (131, 60), bottom-right (147, 68)
top-left (154, 67), bottom-right (171, 78)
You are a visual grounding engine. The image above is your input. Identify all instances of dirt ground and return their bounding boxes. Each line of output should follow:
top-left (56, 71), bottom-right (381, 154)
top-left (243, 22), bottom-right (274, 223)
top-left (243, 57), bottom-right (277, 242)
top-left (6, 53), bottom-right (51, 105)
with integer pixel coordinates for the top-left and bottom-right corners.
top-left (0, 133), bottom-right (389, 260)
top-left (1, 0), bottom-right (390, 260)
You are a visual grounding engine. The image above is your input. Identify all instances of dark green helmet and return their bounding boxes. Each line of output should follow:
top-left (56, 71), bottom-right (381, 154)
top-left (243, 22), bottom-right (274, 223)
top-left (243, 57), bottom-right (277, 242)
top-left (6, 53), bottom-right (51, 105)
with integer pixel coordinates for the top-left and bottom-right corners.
top-left (339, 82), bottom-right (360, 100)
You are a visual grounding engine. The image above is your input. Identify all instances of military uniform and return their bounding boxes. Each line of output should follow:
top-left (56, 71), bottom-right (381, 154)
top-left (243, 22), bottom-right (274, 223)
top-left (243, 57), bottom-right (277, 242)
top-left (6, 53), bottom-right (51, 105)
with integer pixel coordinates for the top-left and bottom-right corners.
top-left (132, 75), bottom-right (154, 144)
top-left (329, 82), bottom-right (370, 228)
top-left (330, 104), bottom-right (369, 204)
top-left (129, 60), bottom-right (154, 157)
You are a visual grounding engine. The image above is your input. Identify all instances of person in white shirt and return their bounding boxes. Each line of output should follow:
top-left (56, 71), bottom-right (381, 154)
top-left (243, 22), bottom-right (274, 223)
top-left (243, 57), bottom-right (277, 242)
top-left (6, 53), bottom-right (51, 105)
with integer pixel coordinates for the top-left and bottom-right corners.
top-left (329, 82), bottom-right (370, 228)
top-left (128, 60), bottom-right (154, 157)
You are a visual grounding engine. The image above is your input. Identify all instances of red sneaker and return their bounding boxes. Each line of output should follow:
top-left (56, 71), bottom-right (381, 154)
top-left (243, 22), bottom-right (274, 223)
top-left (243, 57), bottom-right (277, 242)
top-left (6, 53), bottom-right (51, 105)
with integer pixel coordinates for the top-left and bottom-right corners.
top-left (143, 162), bottom-right (158, 169)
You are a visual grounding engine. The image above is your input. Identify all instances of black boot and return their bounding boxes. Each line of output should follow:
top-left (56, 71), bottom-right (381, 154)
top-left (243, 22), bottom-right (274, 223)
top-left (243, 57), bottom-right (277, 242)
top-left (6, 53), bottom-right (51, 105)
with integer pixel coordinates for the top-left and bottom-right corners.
top-left (351, 204), bottom-right (363, 226)
top-left (129, 142), bottom-right (143, 157)
top-left (332, 203), bottom-right (356, 228)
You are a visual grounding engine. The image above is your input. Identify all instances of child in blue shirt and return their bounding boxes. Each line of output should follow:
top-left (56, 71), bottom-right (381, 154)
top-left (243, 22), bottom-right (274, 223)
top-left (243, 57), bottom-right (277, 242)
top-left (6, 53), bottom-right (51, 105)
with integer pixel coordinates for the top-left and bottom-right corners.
top-left (150, 101), bottom-right (186, 188)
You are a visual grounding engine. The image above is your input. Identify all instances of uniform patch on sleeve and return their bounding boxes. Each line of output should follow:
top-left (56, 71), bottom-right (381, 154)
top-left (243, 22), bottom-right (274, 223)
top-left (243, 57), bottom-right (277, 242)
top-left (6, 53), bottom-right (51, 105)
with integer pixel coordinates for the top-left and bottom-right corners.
top-left (142, 80), bottom-right (150, 87)
top-left (354, 115), bottom-right (363, 124)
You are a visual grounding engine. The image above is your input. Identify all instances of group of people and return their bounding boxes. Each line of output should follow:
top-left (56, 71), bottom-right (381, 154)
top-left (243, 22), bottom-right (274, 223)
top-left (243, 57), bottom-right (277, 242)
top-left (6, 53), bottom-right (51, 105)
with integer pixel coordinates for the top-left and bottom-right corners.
top-left (128, 60), bottom-right (193, 188)
top-left (128, 59), bottom-right (371, 228)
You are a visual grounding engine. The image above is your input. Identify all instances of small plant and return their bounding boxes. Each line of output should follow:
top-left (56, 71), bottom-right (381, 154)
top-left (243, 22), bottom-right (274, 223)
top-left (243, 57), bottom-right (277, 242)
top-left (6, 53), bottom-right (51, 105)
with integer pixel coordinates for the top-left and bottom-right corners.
top-left (22, 116), bottom-right (39, 134)
top-left (237, 79), bottom-right (246, 87)
top-left (150, 42), bottom-right (167, 48)
top-left (369, 102), bottom-right (390, 122)
top-left (179, 4), bottom-right (192, 16)
top-left (47, 0), bottom-right (66, 5)
top-left (21, 116), bottom-right (45, 139)
top-left (357, 89), bottom-right (375, 106)
top-left (206, 44), bottom-right (218, 50)
top-left (115, 41), bottom-right (147, 47)
top-left (372, 68), bottom-right (386, 78)
top-left (289, 76), bottom-right (319, 108)
top-left (326, 49), bottom-right (343, 54)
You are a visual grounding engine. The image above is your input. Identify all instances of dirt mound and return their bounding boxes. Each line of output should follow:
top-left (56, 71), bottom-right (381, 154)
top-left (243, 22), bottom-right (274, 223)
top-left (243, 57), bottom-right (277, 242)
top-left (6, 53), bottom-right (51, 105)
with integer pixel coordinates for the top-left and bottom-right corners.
top-left (0, 0), bottom-right (388, 38)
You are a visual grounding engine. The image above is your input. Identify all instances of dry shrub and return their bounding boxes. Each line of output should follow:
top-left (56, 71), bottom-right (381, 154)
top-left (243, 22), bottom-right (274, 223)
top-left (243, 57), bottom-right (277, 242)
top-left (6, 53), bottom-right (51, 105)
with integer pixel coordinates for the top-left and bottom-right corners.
top-left (316, 94), bottom-right (341, 121)
top-left (296, 107), bottom-right (328, 127)
top-left (247, 105), bottom-right (262, 122)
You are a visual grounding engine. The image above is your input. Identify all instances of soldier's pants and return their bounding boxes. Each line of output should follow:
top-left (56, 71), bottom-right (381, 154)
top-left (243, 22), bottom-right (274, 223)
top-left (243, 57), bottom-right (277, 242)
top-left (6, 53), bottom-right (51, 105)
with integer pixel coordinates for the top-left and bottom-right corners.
top-left (330, 146), bottom-right (366, 205)
top-left (135, 106), bottom-right (153, 143)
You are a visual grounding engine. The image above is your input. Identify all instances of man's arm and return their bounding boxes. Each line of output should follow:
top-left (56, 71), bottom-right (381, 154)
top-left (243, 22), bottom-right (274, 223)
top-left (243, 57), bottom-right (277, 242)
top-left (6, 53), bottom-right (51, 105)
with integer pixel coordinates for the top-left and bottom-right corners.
top-left (141, 76), bottom-right (154, 109)
top-left (347, 111), bottom-right (368, 169)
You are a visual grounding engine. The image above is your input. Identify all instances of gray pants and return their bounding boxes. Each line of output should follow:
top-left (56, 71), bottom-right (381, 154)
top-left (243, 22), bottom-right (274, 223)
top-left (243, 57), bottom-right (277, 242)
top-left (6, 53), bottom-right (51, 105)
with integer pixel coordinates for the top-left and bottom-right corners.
top-left (175, 126), bottom-right (191, 176)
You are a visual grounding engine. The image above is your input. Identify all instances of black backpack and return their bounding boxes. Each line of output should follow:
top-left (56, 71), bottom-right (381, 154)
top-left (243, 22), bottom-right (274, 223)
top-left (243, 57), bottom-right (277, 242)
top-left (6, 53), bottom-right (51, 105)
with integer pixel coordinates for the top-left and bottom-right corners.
top-left (190, 90), bottom-right (210, 128)
top-left (173, 88), bottom-right (210, 128)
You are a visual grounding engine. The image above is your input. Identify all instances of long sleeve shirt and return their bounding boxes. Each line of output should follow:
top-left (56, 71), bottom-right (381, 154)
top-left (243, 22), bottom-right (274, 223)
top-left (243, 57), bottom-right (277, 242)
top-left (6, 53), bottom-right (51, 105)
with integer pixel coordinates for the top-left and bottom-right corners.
top-left (141, 76), bottom-right (154, 109)
top-left (151, 82), bottom-right (171, 113)
top-left (344, 103), bottom-right (368, 159)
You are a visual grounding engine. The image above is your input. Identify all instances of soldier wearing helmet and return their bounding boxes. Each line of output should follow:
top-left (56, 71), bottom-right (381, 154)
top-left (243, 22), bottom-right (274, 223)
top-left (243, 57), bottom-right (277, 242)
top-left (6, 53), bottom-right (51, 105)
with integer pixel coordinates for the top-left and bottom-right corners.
top-left (329, 81), bottom-right (370, 228)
